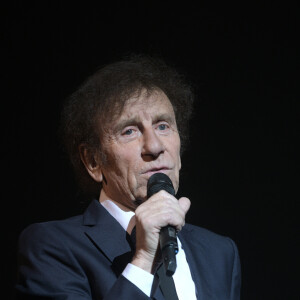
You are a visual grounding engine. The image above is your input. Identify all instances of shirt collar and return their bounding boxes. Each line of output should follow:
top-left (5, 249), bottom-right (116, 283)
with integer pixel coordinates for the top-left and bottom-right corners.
top-left (99, 189), bottom-right (136, 234)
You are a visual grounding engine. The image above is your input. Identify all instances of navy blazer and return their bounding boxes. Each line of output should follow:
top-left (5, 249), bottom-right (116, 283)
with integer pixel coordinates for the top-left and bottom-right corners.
top-left (15, 200), bottom-right (241, 299)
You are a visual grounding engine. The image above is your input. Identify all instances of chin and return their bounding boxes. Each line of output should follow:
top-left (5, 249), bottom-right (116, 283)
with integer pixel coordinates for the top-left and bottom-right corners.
top-left (133, 188), bottom-right (148, 207)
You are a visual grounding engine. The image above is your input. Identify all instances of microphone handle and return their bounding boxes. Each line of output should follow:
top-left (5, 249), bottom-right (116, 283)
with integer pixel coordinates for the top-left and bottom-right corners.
top-left (160, 225), bottom-right (178, 276)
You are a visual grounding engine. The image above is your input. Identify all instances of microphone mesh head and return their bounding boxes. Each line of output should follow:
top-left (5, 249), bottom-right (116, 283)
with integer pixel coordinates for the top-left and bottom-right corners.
top-left (147, 173), bottom-right (175, 198)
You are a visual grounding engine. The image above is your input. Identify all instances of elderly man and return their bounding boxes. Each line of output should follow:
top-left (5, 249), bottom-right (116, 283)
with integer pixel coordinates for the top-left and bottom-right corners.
top-left (15, 55), bottom-right (241, 299)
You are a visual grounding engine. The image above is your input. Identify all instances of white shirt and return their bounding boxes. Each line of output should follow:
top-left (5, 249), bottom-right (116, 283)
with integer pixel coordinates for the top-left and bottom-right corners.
top-left (100, 190), bottom-right (197, 299)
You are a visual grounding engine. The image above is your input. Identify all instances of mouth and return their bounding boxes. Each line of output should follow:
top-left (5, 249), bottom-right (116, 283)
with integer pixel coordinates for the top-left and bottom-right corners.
top-left (142, 167), bottom-right (171, 177)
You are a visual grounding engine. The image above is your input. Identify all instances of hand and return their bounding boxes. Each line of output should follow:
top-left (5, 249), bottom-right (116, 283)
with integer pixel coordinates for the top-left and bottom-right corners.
top-left (131, 190), bottom-right (191, 274)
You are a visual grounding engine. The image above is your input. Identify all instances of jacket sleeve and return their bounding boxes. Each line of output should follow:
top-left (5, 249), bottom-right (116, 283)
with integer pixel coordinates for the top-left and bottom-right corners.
top-left (103, 275), bottom-right (152, 300)
top-left (15, 223), bottom-right (152, 300)
top-left (227, 238), bottom-right (242, 300)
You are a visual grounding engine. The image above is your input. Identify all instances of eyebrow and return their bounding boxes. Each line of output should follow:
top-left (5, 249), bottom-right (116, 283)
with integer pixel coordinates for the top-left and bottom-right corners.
top-left (113, 113), bottom-right (176, 133)
top-left (153, 113), bottom-right (176, 125)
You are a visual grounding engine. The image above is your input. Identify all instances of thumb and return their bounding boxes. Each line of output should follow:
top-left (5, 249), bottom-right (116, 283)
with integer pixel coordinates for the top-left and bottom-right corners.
top-left (178, 197), bottom-right (191, 214)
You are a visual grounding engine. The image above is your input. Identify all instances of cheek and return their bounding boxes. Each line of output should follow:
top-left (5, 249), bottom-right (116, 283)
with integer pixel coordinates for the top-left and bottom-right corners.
top-left (110, 149), bottom-right (139, 179)
top-left (176, 137), bottom-right (181, 164)
top-left (174, 136), bottom-right (181, 168)
top-left (101, 147), bottom-right (128, 182)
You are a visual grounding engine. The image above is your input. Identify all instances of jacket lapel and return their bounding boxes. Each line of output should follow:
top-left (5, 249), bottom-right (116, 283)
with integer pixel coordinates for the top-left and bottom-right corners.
top-left (82, 200), bottom-right (133, 276)
top-left (178, 225), bottom-right (210, 300)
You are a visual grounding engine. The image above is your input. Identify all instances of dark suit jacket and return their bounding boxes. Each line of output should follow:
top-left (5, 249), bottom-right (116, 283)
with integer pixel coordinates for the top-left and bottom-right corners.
top-left (15, 199), bottom-right (241, 300)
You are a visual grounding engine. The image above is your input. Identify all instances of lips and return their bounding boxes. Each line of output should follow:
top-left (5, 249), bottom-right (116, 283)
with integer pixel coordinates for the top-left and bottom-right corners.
top-left (141, 166), bottom-right (171, 176)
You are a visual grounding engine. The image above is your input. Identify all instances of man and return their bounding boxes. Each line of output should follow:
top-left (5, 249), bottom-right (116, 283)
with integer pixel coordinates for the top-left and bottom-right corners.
top-left (15, 55), bottom-right (241, 299)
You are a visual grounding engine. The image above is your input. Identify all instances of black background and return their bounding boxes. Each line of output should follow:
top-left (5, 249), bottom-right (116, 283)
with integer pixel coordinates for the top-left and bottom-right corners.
top-left (4, 2), bottom-right (298, 299)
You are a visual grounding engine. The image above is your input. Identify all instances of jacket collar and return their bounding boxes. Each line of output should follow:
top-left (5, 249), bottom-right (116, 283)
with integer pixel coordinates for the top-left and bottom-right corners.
top-left (83, 199), bottom-right (132, 265)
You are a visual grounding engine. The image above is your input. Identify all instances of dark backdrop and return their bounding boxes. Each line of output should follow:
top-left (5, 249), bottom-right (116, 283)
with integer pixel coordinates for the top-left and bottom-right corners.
top-left (4, 2), bottom-right (298, 299)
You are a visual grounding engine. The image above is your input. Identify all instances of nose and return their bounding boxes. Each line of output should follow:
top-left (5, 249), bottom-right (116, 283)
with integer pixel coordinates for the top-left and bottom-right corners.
top-left (142, 127), bottom-right (165, 159)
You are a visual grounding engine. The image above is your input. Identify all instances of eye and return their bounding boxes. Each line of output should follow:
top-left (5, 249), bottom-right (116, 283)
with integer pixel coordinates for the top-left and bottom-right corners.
top-left (157, 123), bottom-right (169, 131)
top-left (123, 128), bottom-right (134, 136)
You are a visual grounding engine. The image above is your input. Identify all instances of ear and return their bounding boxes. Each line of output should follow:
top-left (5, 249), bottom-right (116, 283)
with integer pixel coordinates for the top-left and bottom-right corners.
top-left (79, 144), bottom-right (103, 183)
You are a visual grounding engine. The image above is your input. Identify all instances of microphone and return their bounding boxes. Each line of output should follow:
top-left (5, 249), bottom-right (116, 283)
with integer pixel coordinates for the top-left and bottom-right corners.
top-left (147, 173), bottom-right (178, 276)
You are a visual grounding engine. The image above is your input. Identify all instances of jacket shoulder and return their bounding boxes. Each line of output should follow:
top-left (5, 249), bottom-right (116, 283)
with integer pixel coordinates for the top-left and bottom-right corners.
top-left (18, 215), bottom-right (84, 249)
top-left (181, 223), bottom-right (239, 255)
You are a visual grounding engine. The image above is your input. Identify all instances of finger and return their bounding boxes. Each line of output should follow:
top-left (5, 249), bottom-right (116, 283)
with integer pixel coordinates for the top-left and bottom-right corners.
top-left (147, 190), bottom-right (177, 204)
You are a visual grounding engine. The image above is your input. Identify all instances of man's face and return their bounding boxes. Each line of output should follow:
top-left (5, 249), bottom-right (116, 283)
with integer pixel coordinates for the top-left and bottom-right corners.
top-left (99, 89), bottom-right (181, 211)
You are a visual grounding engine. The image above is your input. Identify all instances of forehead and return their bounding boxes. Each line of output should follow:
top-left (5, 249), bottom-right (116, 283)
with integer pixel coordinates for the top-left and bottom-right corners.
top-left (121, 89), bottom-right (174, 119)
top-left (111, 89), bottom-right (176, 125)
